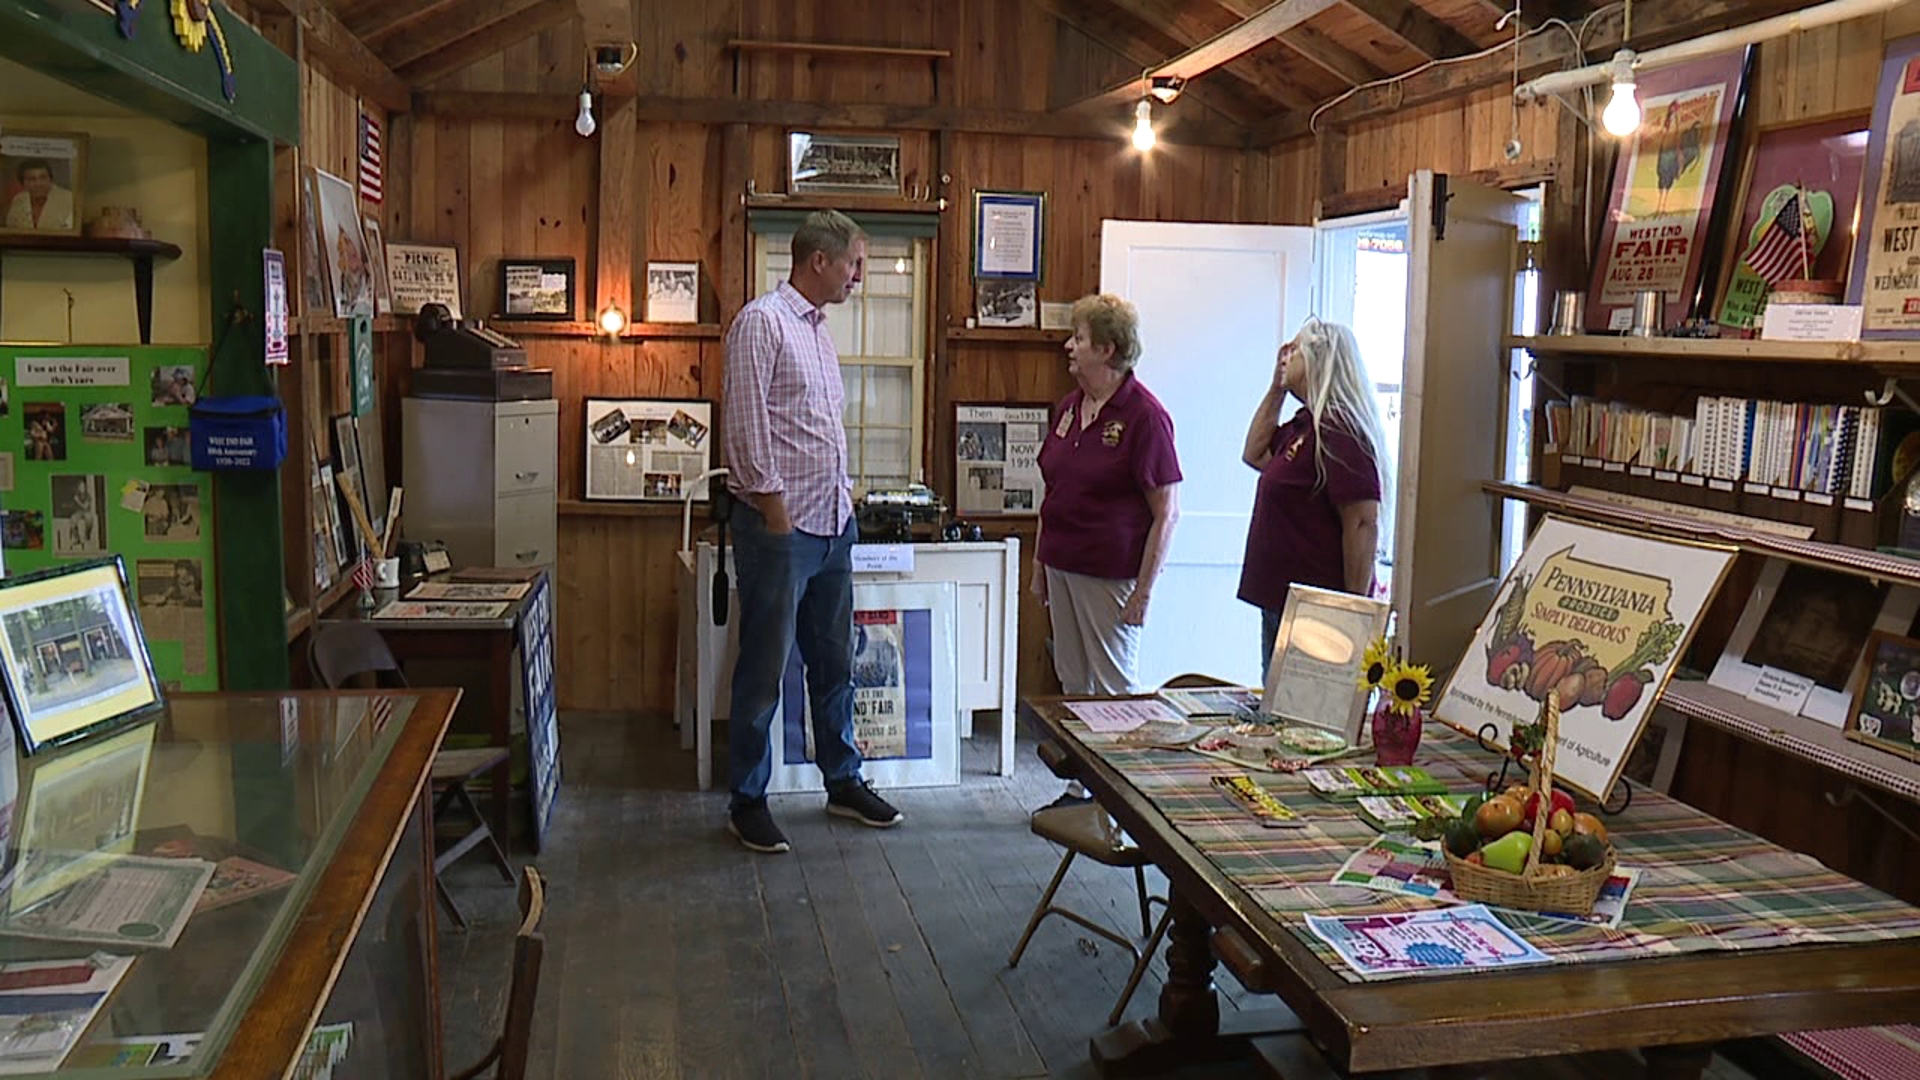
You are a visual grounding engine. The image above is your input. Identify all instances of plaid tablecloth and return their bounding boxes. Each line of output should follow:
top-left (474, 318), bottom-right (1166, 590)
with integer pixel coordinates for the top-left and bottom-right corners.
top-left (1068, 717), bottom-right (1920, 983)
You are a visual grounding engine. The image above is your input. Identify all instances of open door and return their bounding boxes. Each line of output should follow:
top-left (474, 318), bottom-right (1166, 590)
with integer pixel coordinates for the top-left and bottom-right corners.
top-left (1394, 171), bottom-right (1527, 669)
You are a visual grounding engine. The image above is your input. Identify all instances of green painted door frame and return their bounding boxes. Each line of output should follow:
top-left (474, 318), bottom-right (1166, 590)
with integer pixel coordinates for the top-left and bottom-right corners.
top-left (0, 0), bottom-right (300, 689)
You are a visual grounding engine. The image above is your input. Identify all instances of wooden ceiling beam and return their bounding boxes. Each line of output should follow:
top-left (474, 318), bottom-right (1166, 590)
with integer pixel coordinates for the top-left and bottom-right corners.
top-left (1209, 0), bottom-right (1385, 87)
top-left (383, 0), bottom-right (559, 70)
top-left (247, 0), bottom-right (411, 111)
top-left (356, 0), bottom-right (463, 47)
top-left (393, 0), bottom-right (577, 86)
top-left (1341, 0), bottom-right (1480, 61)
top-left (413, 90), bottom-right (1258, 148)
top-left (1093, 0), bottom-right (1319, 110)
top-left (1026, 0), bottom-right (1269, 125)
top-left (1057, 0), bottom-right (1343, 113)
top-left (1252, 0), bottom-right (1815, 145)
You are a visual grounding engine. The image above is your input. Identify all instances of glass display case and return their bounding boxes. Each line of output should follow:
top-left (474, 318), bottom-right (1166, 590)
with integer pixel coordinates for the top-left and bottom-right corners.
top-left (0, 689), bottom-right (454, 1076)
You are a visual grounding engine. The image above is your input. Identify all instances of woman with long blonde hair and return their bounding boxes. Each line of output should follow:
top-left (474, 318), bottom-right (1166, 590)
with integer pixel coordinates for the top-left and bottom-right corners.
top-left (1238, 317), bottom-right (1389, 679)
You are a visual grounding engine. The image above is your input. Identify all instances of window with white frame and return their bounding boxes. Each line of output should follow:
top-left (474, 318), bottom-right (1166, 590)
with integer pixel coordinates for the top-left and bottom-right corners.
top-left (753, 230), bottom-right (929, 494)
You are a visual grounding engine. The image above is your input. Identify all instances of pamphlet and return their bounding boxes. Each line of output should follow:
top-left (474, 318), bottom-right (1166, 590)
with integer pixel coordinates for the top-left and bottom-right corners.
top-left (1354, 794), bottom-right (1473, 833)
top-left (1305, 904), bottom-right (1552, 980)
top-left (1065, 698), bottom-right (1178, 734)
top-left (1211, 774), bottom-right (1307, 828)
top-left (0, 954), bottom-right (135, 1074)
top-left (66, 1032), bottom-right (201, 1068)
top-left (1302, 765), bottom-right (1450, 801)
top-left (1330, 836), bottom-right (1643, 929)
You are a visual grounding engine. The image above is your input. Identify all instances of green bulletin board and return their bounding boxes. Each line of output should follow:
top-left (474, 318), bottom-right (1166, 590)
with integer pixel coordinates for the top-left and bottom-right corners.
top-left (0, 345), bottom-right (219, 692)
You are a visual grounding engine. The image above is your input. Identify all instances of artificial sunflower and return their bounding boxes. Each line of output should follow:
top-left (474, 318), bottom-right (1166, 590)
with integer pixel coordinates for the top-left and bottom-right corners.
top-left (1383, 662), bottom-right (1434, 717)
top-left (1359, 637), bottom-right (1394, 691)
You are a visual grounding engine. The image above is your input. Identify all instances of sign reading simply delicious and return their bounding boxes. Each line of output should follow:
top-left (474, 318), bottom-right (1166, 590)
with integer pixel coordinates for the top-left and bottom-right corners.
top-left (1434, 516), bottom-right (1735, 801)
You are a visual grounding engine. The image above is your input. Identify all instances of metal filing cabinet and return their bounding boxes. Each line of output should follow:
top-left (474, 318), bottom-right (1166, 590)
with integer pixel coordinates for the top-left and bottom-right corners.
top-left (401, 397), bottom-right (558, 569)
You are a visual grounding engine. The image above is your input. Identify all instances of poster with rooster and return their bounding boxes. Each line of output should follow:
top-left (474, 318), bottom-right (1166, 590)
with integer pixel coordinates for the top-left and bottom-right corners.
top-left (1847, 35), bottom-right (1920, 337)
top-left (1588, 48), bottom-right (1752, 333)
top-left (1433, 516), bottom-right (1735, 801)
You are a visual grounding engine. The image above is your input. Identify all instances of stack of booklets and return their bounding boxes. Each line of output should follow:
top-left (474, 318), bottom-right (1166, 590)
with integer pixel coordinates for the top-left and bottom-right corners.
top-left (1354, 793), bottom-right (1472, 832)
top-left (1303, 765), bottom-right (1449, 801)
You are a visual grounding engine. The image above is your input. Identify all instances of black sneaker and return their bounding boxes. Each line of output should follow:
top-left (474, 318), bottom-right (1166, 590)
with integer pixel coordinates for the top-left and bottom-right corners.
top-left (826, 779), bottom-right (903, 828)
top-left (728, 801), bottom-right (791, 853)
top-left (1041, 790), bottom-right (1095, 812)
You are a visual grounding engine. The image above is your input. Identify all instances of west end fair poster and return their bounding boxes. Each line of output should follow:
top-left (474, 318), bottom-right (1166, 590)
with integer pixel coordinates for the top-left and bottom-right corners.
top-left (1849, 36), bottom-right (1920, 335)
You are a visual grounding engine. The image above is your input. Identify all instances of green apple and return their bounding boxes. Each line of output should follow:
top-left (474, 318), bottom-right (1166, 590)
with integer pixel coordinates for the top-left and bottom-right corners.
top-left (1481, 831), bottom-right (1533, 875)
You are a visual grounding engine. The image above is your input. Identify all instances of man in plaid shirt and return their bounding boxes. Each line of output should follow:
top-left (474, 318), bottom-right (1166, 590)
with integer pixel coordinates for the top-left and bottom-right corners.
top-left (722, 210), bottom-right (903, 854)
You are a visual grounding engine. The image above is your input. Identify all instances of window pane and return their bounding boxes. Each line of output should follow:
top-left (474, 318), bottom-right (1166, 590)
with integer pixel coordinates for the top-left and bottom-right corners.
top-left (865, 296), bottom-right (913, 357)
top-left (842, 366), bottom-right (862, 424)
top-left (862, 427), bottom-right (912, 488)
top-left (864, 367), bottom-right (912, 426)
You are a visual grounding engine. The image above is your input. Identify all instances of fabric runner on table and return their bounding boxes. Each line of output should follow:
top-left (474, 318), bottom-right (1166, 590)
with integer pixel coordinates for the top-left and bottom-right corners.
top-left (1063, 714), bottom-right (1920, 983)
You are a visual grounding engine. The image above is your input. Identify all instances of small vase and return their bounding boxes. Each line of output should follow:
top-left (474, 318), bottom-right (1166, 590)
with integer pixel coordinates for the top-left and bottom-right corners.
top-left (1372, 699), bottom-right (1424, 766)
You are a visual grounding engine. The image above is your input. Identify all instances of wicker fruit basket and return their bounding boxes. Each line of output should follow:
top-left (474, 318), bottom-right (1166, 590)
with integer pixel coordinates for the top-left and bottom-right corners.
top-left (1444, 693), bottom-right (1615, 915)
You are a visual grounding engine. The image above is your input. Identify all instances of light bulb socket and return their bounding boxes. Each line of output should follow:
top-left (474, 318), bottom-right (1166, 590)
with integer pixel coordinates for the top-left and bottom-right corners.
top-left (1147, 74), bottom-right (1184, 104)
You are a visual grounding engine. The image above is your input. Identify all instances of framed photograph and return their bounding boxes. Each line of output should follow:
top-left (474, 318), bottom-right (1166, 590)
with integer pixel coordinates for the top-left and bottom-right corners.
top-left (955, 402), bottom-right (1046, 516)
top-left (361, 217), bottom-right (393, 317)
top-left (1846, 630), bottom-right (1920, 763)
top-left (1586, 47), bottom-right (1752, 333)
top-left (498, 257), bottom-right (575, 321)
top-left (1847, 34), bottom-right (1920, 337)
top-left (975, 279), bottom-right (1037, 328)
top-left (1708, 559), bottom-right (1918, 727)
top-left (1712, 115), bottom-right (1869, 333)
top-left (973, 190), bottom-right (1045, 281)
top-left (767, 581), bottom-right (959, 792)
top-left (1260, 584), bottom-right (1390, 747)
top-left (787, 132), bottom-right (902, 196)
top-left (1433, 515), bottom-right (1737, 802)
top-left (310, 168), bottom-right (375, 319)
top-left (384, 243), bottom-right (463, 319)
top-left (0, 557), bottom-right (164, 756)
top-left (583, 398), bottom-right (712, 502)
top-left (646, 261), bottom-right (700, 324)
top-left (0, 130), bottom-right (86, 238)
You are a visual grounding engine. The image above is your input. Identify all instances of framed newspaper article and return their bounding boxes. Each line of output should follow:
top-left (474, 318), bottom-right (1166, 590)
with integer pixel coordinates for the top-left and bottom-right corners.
top-left (583, 398), bottom-right (712, 502)
top-left (954, 402), bottom-right (1046, 516)
top-left (765, 581), bottom-right (959, 793)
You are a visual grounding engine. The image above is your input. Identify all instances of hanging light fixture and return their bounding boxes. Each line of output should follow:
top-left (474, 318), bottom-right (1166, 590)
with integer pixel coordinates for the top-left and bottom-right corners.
top-left (575, 87), bottom-right (597, 138)
top-left (1599, 50), bottom-right (1641, 137)
top-left (1131, 99), bottom-right (1156, 152)
top-left (598, 303), bottom-right (627, 336)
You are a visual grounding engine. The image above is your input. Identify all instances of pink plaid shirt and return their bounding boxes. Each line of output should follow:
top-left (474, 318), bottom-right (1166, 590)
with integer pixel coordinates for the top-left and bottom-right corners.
top-left (722, 282), bottom-right (853, 536)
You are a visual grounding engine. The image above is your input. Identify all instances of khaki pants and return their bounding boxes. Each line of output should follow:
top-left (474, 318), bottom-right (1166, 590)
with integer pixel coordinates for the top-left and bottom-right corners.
top-left (1044, 566), bottom-right (1141, 696)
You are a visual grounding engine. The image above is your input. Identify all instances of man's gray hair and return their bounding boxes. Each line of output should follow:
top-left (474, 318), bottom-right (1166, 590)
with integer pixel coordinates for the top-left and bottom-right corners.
top-left (792, 210), bottom-right (864, 265)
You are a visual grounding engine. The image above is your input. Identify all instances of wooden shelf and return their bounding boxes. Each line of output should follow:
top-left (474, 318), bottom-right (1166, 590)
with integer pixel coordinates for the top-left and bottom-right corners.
top-left (0, 234), bottom-right (183, 345)
top-left (1508, 333), bottom-right (1920, 366)
top-left (743, 193), bottom-right (941, 215)
top-left (1659, 678), bottom-right (1920, 804)
top-left (946, 326), bottom-right (1058, 343)
top-left (287, 606), bottom-right (313, 642)
top-left (559, 499), bottom-right (691, 519)
top-left (483, 320), bottom-right (723, 340)
top-left (1487, 480), bottom-right (1920, 586)
top-left (292, 314), bottom-right (407, 335)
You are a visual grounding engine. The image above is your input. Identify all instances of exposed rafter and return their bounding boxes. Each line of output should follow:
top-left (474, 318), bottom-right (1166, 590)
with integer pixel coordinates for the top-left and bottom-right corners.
top-left (1096, 0), bottom-right (1320, 110)
top-left (356, 0), bottom-right (464, 48)
top-left (1058, 0), bottom-right (1344, 113)
top-left (394, 0), bottom-right (576, 86)
top-left (1272, 21), bottom-right (1386, 86)
top-left (1342, 0), bottom-right (1480, 61)
top-left (1026, 0), bottom-right (1273, 125)
top-left (247, 0), bottom-right (410, 111)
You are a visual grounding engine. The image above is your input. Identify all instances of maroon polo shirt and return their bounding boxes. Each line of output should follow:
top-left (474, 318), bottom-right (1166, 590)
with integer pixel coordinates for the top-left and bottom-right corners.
top-left (1037, 374), bottom-right (1183, 581)
top-left (1237, 408), bottom-right (1382, 612)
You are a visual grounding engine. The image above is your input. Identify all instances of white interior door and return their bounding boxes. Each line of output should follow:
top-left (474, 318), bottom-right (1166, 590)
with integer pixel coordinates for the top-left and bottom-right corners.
top-left (1396, 171), bottom-right (1526, 670)
top-left (1099, 220), bottom-right (1314, 689)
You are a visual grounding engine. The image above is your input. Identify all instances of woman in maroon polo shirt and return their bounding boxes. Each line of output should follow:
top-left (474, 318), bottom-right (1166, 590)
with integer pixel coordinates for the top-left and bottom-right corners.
top-left (1034, 294), bottom-right (1182, 767)
top-left (1239, 317), bottom-right (1387, 680)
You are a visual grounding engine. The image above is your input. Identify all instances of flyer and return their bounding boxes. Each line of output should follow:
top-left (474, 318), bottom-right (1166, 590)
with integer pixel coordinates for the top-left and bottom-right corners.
top-left (955, 404), bottom-right (1045, 515)
top-left (1304, 904), bottom-right (1552, 980)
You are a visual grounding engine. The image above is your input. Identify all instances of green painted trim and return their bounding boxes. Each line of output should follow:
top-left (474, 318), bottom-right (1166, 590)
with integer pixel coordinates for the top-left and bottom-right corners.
top-left (748, 208), bottom-right (940, 238)
top-left (0, 0), bottom-right (299, 144)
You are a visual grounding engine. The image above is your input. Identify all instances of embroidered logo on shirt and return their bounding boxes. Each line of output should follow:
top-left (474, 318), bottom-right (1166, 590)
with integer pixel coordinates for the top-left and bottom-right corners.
top-left (1283, 434), bottom-right (1306, 461)
top-left (1102, 421), bottom-right (1125, 447)
top-left (1055, 412), bottom-right (1074, 439)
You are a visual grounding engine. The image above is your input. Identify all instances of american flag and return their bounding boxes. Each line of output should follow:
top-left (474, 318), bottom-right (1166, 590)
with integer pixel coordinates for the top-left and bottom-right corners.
top-left (352, 555), bottom-right (374, 592)
top-left (358, 110), bottom-right (383, 203)
top-left (1744, 190), bottom-right (1813, 285)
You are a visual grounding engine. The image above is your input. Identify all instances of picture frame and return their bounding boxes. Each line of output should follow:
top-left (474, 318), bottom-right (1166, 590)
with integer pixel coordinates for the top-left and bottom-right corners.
top-left (1845, 629), bottom-right (1920, 763)
top-left (973, 190), bottom-right (1045, 281)
top-left (10, 718), bottom-right (155, 911)
top-left (310, 168), bottom-right (375, 319)
top-left (497, 256), bottom-right (575, 321)
top-left (1846, 34), bottom-right (1920, 337)
top-left (0, 557), bottom-right (164, 756)
top-left (383, 242), bottom-right (463, 320)
top-left (0, 130), bottom-right (87, 238)
top-left (360, 216), bottom-right (393, 317)
top-left (787, 132), bottom-right (902, 196)
top-left (954, 402), bottom-right (1047, 517)
top-left (645, 261), bottom-right (700, 324)
top-left (1586, 47), bottom-right (1753, 333)
top-left (1260, 584), bottom-right (1390, 747)
top-left (583, 397), bottom-right (712, 502)
top-left (974, 279), bottom-right (1037, 328)
top-left (1711, 114), bottom-right (1870, 333)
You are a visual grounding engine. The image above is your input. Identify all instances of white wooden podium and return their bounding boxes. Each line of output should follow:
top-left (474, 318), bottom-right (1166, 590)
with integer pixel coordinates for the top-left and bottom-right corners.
top-left (676, 537), bottom-right (1021, 789)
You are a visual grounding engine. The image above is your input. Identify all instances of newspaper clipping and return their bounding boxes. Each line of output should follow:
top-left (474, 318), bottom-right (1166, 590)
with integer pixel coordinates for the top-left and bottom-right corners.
top-left (584, 398), bottom-right (712, 501)
top-left (955, 404), bottom-right (1044, 515)
top-left (134, 558), bottom-right (206, 677)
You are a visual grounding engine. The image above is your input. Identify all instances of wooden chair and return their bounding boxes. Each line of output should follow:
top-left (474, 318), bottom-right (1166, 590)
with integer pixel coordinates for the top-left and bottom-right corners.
top-left (309, 621), bottom-right (514, 930)
top-left (450, 865), bottom-right (547, 1080)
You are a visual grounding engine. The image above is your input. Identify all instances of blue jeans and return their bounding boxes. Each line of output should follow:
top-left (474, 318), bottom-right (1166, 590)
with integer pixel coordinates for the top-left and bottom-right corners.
top-left (727, 505), bottom-right (863, 810)
top-left (1260, 607), bottom-right (1283, 685)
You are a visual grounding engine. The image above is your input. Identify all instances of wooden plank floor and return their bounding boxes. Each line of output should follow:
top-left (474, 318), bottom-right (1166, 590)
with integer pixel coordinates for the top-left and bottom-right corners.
top-left (435, 712), bottom-right (1803, 1080)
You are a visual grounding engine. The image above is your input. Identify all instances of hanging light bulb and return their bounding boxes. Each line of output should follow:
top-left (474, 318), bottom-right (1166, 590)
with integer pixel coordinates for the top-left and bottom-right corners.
top-left (575, 88), bottom-right (597, 138)
top-left (598, 303), bottom-right (627, 336)
top-left (893, 256), bottom-right (907, 274)
top-left (1600, 51), bottom-right (1641, 137)
top-left (1131, 98), bottom-right (1156, 151)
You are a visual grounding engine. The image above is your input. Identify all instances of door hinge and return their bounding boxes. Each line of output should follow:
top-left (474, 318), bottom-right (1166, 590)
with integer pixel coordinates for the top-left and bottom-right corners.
top-left (1432, 173), bottom-right (1452, 241)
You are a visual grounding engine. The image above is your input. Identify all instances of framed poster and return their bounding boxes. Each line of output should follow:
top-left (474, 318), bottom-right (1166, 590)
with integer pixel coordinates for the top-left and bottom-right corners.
top-left (583, 398), bottom-right (712, 502)
top-left (1260, 584), bottom-right (1389, 746)
top-left (310, 167), bottom-right (374, 319)
top-left (384, 243), bottom-right (462, 319)
top-left (0, 558), bottom-right (163, 756)
top-left (645, 261), bottom-right (700, 324)
top-left (954, 403), bottom-right (1045, 516)
top-left (975, 279), bottom-right (1037, 328)
top-left (1433, 515), bottom-right (1736, 801)
top-left (361, 217), bottom-right (393, 317)
top-left (497, 257), bottom-right (575, 321)
top-left (766, 581), bottom-right (959, 793)
top-left (1708, 559), bottom-right (1919, 727)
top-left (973, 190), bottom-right (1045, 281)
top-left (1846, 630), bottom-right (1920, 763)
top-left (1713, 115), bottom-right (1869, 333)
top-left (0, 130), bottom-right (86, 238)
top-left (1847, 35), bottom-right (1920, 337)
top-left (517, 572), bottom-right (560, 850)
top-left (786, 132), bottom-right (901, 196)
top-left (1587, 48), bottom-right (1753, 333)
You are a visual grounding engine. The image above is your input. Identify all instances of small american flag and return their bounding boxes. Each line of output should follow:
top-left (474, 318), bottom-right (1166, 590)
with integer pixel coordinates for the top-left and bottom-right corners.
top-left (358, 110), bottom-right (384, 203)
top-left (1744, 190), bottom-right (1813, 286)
top-left (352, 555), bottom-right (374, 592)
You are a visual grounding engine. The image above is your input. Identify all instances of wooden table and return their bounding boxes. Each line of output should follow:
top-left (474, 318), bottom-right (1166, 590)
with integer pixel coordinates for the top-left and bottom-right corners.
top-left (1023, 696), bottom-right (1920, 1078)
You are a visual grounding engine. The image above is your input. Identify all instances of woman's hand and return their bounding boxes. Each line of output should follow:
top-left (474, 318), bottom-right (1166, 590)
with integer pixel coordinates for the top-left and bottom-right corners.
top-left (1120, 587), bottom-right (1150, 626)
top-left (1031, 569), bottom-right (1049, 606)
